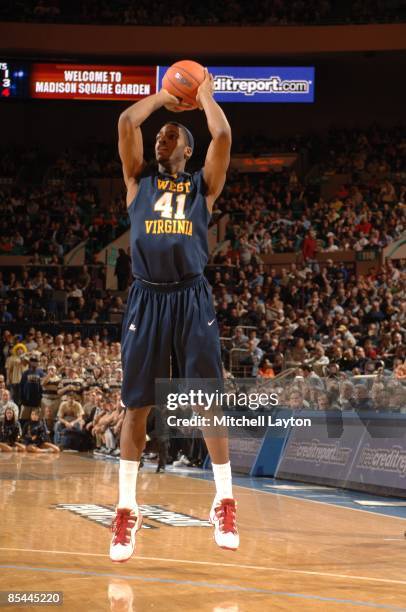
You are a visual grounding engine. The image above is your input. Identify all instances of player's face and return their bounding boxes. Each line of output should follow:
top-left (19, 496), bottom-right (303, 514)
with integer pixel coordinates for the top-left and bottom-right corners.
top-left (155, 125), bottom-right (187, 164)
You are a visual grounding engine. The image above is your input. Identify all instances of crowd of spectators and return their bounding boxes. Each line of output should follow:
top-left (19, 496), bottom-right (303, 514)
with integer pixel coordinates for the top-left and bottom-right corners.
top-left (216, 126), bottom-right (405, 257)
top-left (0, 323), bottom-right (404, 466)
top-left (2, 126), bottom-right (404, 261)
top-left (216, 175), bottom-right (404, 256)
top-left (2, 0), bottom-right (406, 25)
top-left (0, 264), bottom-right (132, 324)
top-left (209, 258), bottom-right (405, 380)
top-left (0, 0), bottom-right (330, 26)
top-left (0, 146), bottom-right (128, 260)
top-left (0, 124), bottom-right (405, 463)
top-left (207, 129), bottom-right (405, 386)
top-left (0, 328), bottom-right (207, 468)
top-left (238, 368), bottom-right (406, 414)
top-left (317, 125), bottom-right (406, 178)
top-left (0, 328), bottom-right (125, 454)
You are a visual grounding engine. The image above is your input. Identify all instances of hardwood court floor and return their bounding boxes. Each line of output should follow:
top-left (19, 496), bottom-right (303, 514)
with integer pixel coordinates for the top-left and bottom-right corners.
top-left (0, 453), bottom-right (406, 611)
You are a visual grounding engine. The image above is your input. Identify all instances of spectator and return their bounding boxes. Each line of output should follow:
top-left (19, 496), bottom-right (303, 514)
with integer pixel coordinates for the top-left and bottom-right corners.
top-left (41, 364), bottom-right (61, 417)
top-left (22, 408), bottom-right (60, 453)
top-left (54, 395), bottom-right (85, 449)
top-left (288, 390), bottom-right (307, 411)
top-left (302, 230), bottom-right (317, 260)
top-left (114, 248), bottom-right (132, 291)
top-left (309, 344), bottom-right (330, 376)
top-left (57, 366), bottom-right (84, 399)
top-left (350, 385), bottom-right (374, 411)
top-left (5, 343), bottom-right (28, 404)
top-left (230, 326), bottom-right (248, 349)
top-left (43, 405), bottom-right (56, 442)
top-left (0, 406), bottom-right (25, 451)
top-left (240, 339), bottom-right (264, 376)
top-left (19, 356), bottom-right (44, 421)
top-left (0, 389), bottom-right (19, 420)
top-left (258, 358), bottom-right (275, 378)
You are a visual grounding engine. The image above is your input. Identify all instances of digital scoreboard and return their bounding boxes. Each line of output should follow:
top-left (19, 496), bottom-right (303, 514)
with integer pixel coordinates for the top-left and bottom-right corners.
top-left (0, 61), bottom-right (29, 98)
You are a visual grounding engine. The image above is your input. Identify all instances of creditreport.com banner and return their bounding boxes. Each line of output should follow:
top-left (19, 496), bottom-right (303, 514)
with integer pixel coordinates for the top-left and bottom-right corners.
top-left (276, 413), bottom-right (406, 496)
top-left (157, 66), bottom-right (315, 103)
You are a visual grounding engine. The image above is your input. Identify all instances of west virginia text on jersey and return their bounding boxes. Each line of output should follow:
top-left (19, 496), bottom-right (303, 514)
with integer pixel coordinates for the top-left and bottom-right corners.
top-left (156, 178), bottom-right (191, 193)
top-left (145, 219), bottom-right (193, 235)
top-left (128, 168), bottom-right (210, 283)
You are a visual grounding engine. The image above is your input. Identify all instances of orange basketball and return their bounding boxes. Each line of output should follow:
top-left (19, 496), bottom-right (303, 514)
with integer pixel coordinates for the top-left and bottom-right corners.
top-left (162, 60), bottom-right (205, 110)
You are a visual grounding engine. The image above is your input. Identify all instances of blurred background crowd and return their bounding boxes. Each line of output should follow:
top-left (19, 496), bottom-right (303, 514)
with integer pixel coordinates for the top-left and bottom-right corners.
top-left (0, 121), bottom-right (405, 466)
top-left (1, 0), bottom-right (406, 25)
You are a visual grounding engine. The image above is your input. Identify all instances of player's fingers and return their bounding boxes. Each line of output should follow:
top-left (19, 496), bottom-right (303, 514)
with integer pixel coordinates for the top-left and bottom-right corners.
top-left (165, 104), bottom-right (185, 113)
top-left (166, 91), bottom-right (181, 104)
top-left (164, 104), bottom-right (182, 112)
top-left (161, 88), bottom-right (180, 104)
top-left (168, 94), bottom-right (180, 104)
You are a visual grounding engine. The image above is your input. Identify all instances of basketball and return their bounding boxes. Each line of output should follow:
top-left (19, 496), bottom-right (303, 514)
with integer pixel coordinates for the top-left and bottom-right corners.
top-left (162, 60), bottom-right (205, 110)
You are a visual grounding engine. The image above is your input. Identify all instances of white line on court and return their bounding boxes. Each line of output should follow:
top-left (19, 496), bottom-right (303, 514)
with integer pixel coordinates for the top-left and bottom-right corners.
top-left (383, 538), bottom-right (405, 541)
top-left (162, 472), bottom-right (406, 521)
top-left (1, 546), bottom-right (406, 588)
top-left (233, 479), bottom-right (406, 521)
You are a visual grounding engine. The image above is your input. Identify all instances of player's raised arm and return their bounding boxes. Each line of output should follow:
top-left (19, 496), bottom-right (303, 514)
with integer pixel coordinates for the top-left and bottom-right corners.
top-left (197, 69), bottom-right (232, 212)
top-left (118, 89), bottom-right (179, 204)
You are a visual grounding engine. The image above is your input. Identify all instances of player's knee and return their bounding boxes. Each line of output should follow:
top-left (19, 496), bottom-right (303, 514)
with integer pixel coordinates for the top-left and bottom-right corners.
top-left (124, 406), bottom-right (151, 424)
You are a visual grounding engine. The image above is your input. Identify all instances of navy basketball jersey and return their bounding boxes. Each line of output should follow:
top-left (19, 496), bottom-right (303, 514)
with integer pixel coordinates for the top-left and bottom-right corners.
top-left (128, 168), bottom-right (210, 283)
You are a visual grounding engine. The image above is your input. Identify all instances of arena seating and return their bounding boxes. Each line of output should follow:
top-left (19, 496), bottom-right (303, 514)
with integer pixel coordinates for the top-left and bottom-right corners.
top-left (1, 126), bottom-right (405, 464)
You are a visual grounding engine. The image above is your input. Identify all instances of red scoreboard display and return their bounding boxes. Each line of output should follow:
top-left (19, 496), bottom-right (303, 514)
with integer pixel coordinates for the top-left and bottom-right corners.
top-left (30, 63), bottom-right (157, 100)
top-left (1, 61), bottom-right (157, 101)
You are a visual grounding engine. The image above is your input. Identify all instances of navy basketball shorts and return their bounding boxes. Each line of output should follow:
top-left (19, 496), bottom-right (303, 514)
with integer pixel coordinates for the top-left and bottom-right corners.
top-left (120, 274), bottom-right (223, 408)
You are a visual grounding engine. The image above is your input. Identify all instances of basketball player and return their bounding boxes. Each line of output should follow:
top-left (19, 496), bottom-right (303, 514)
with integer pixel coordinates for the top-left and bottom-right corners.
top-left (110, 69), bottom-right (238, 562)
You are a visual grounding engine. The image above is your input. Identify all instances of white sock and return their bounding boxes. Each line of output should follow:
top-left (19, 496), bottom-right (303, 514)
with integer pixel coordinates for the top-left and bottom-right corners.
top-left (212, 461), bottom-right (233, 503)
top-left (118, 459), bottom-right (139, 511)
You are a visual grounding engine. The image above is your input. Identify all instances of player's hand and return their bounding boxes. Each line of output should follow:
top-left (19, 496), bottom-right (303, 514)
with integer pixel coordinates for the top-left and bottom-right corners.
top-left (158, 88), bottom-right (192, 113)
top-left (158, 88), bottom-right (180, 107)
top-left (196, 68), bottom-right (214, 109)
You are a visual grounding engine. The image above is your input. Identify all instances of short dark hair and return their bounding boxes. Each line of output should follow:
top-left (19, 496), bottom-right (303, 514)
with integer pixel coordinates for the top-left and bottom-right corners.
top-left (167, 122), bottom-right (194, 153)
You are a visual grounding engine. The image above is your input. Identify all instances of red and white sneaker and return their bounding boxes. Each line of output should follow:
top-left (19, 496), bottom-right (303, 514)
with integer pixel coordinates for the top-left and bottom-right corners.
top-left (110, 508), bottom-right (143, 563)
top-left (209, 498), bottom-right (239, 551)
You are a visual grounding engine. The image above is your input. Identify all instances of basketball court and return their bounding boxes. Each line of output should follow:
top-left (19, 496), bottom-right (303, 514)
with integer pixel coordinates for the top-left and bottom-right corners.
top-left (1, 453), bottom-right (406, 611)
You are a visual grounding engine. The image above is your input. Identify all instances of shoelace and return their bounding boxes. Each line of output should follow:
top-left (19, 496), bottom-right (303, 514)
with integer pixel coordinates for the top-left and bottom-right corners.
top-left (111, 510), bottom-right (135, 545)
top-left (215, 500), bottom-right (237, 534)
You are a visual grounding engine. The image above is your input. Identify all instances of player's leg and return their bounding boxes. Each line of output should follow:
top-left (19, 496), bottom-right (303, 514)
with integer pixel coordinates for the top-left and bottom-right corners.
top-left (109, 406), bottom-right (149, 563)
top-left (173, 277), bottom-right (239, 550)
top-left (199, 413), bottom-right (238, 550)
top-left (119, 405), bottom-right (151, 507)
top-left (111, 281), bottom-right (170, 562)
